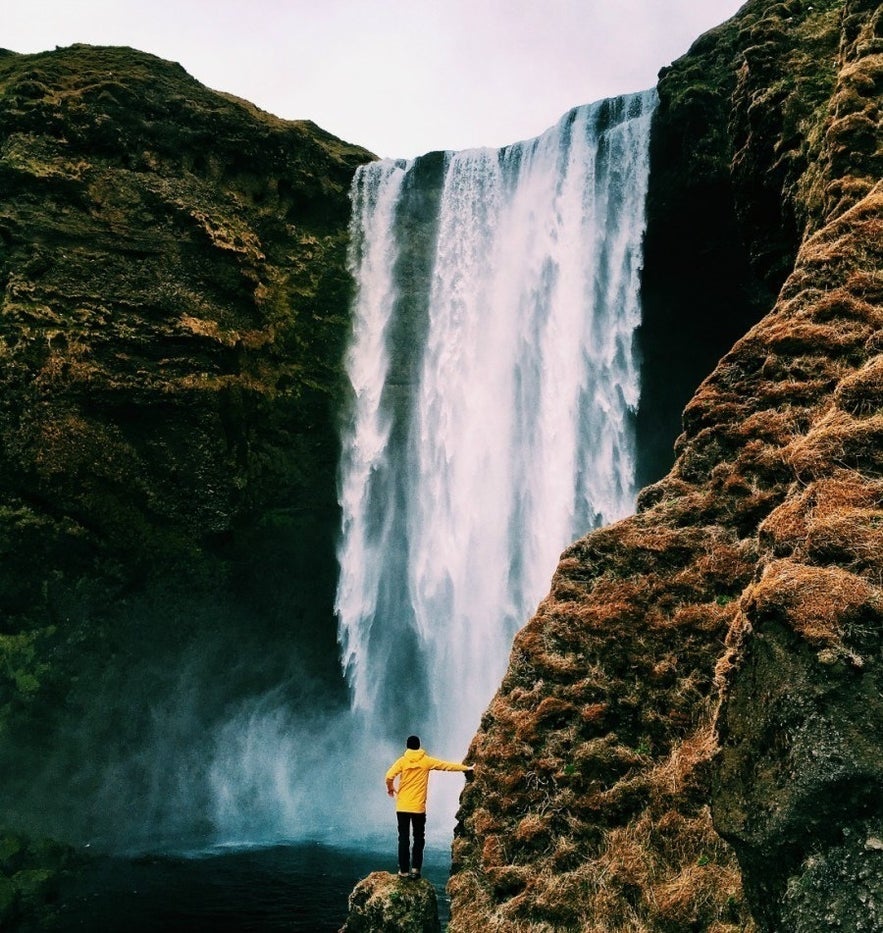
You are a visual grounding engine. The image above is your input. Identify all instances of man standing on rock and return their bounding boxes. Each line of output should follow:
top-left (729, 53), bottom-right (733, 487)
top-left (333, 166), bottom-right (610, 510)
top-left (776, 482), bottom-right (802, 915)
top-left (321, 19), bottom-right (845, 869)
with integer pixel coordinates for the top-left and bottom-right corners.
top-left (385, 735), bottom-right (473, 879)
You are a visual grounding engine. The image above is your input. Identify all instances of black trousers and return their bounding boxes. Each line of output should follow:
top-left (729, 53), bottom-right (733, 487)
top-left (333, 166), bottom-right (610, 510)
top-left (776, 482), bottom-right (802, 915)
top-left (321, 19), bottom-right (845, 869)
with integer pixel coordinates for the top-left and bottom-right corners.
top-left (396, 811), bottom-right (426, 873)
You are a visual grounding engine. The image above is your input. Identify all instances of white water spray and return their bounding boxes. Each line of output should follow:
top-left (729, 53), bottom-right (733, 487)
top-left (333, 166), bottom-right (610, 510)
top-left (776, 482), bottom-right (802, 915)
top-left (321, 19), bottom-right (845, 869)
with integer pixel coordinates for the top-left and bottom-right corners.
top-left (336, 90), bottom-right (657, 805)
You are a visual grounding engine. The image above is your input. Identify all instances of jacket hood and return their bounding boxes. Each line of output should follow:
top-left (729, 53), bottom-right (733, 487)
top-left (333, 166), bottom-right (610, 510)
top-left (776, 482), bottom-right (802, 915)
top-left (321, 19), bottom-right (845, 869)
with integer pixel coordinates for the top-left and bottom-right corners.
top-left (404, 748), bottom-right (426, 762)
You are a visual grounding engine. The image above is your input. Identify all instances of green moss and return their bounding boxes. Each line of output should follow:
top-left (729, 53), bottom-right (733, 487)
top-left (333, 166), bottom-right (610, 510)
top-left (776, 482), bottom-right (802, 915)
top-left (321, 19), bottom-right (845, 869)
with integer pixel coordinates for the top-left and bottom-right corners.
top-left (0, 876), bottom-right (15, 922)
top-left (0, 632), bottom-right (53, 733)
top-left (0, 834), bottom-right (23, 867)
top-left (0, 832), bottom-right (78, 929)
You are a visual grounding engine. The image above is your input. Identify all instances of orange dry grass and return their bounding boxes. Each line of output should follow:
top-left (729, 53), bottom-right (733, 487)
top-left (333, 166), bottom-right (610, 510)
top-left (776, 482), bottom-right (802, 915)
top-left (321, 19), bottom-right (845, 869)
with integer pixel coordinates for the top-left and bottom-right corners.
top-left (653, 862), bottom-right (744, 925)
top-left (800, 187), bottom-right (883, 264)
top-left (822, 176), bottom-right (877, 220)
top-left (835, 354), bottom-right (883, 416)
top-left (761, 316), bottom-right (874, 354)
top-left (760, 472), bottom-right (883, 562)
top-left (735, 406), bottom-right (807, 444)
top-left (759, 496), bottom-right (810, 552)
top-left (647, 719), bottom-right (719, 797)
top-left (786, 409), bottom-right (883, 479)
top-left (805, 504), bottom-right (883, 570)
top-left (743, 557), bottom-right (881, 645)
top-left (809, 285), bottom-right (882, 324)
top-left (665, 601), bottom-right (735, 632)
top-left (805, 474), bottom-right (883, 511)
top-left (458, 714), bottom-right (754, 932)
top-left (591, 805), bottom-right (752, 932)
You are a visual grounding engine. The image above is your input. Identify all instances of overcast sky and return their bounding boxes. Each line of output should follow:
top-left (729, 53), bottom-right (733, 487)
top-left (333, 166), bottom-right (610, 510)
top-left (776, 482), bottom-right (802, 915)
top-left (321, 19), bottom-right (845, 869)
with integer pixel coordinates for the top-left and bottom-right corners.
top-left (5, 1), bottom-right (745, 159)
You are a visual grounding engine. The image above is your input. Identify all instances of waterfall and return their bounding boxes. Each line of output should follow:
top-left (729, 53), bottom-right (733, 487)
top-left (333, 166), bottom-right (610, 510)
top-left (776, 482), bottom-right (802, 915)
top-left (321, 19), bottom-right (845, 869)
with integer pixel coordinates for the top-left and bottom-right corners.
top-left (336, 159), bottom-right (410, 715)
top-left (336, 90), bottom-right (657, 819)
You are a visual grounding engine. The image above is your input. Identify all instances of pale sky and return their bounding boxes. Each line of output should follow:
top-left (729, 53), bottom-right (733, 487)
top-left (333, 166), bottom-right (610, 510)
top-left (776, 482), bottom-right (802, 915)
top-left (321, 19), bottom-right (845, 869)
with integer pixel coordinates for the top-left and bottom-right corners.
top-left (5, 0), bottom-right (745, 159)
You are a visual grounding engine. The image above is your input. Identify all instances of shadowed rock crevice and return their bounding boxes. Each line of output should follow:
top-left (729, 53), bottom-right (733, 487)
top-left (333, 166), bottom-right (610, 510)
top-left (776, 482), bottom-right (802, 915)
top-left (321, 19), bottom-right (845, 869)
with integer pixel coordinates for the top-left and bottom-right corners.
top-left (637, 0), bottom-right (848, 487)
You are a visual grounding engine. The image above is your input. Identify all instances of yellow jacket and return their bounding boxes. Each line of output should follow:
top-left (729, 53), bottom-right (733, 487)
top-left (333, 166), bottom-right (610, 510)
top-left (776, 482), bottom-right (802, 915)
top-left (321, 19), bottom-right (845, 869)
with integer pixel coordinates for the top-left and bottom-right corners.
top-left (385, 747), bottom-right (470, 813)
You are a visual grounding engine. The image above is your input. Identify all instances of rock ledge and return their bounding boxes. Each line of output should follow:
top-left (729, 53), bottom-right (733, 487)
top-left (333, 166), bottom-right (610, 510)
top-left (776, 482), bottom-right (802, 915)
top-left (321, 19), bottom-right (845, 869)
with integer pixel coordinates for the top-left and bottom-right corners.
top-left (340, 871), bottom-right (441, 933)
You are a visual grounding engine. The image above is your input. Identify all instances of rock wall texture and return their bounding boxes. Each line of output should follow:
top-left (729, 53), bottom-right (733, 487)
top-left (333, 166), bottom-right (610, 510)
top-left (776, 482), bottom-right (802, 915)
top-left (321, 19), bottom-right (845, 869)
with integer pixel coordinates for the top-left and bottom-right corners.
top-left (713, 1), bottom-right (883, 928)
top-left (450, 1), bottom-right (883, 930)
top-left (0, 44), bottom-right (373, 842)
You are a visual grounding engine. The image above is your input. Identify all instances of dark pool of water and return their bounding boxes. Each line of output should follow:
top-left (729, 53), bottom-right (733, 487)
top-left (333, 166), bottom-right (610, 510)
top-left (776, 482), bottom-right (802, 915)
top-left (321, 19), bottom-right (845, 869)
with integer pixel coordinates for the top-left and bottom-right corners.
top-left (51, 841), bottom-right (451, 932)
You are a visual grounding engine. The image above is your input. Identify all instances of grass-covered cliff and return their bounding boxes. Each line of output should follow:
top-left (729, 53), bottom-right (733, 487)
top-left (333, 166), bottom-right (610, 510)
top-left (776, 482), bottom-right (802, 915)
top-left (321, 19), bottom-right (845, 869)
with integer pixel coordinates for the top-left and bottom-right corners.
top-left (0, 42), bottom-right (373, 886)
top-left (451, 0), bottom-right (882, 930)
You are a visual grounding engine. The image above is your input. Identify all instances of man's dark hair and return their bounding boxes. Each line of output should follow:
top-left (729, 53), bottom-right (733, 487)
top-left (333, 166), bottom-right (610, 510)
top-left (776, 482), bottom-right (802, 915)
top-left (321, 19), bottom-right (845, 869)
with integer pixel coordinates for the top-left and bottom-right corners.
top-left (406, 735), bottom-right (420, 749)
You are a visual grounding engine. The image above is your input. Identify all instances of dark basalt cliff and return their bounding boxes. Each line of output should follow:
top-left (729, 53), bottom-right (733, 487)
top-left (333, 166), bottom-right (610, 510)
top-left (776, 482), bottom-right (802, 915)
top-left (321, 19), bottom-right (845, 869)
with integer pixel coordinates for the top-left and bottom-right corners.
top-left (451, 0), bottom-right (882, 930)
top-left (0, 44), bottom-right (373, 851)
top-left (637, 0), bottom-right (847, 484)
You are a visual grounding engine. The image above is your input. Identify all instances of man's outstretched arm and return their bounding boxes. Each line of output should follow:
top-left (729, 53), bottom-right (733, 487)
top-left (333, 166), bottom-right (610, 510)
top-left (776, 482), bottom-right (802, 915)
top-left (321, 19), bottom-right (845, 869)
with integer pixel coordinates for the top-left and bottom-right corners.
top-left (426, 757), bottom-right (474, 773)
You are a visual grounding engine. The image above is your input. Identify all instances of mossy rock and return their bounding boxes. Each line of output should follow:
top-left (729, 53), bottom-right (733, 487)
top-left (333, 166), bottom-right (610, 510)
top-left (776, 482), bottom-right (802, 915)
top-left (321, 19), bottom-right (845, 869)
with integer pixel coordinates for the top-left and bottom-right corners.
top-left (0, 875), bottom-right (16, 921)
top-left (341, 872), bottom-right (441, 933)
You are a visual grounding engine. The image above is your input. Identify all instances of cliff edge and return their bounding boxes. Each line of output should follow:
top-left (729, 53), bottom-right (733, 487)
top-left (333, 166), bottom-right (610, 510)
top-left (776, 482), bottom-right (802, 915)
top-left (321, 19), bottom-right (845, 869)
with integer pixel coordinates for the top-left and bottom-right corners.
top-left (451, 1), bottom-right (882, 929)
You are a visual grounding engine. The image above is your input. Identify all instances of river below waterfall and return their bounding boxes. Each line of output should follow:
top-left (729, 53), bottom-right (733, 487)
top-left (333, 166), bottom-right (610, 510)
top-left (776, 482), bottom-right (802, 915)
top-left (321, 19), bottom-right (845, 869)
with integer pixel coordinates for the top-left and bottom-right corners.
top-left (50, 844), bottom-right (451, 932)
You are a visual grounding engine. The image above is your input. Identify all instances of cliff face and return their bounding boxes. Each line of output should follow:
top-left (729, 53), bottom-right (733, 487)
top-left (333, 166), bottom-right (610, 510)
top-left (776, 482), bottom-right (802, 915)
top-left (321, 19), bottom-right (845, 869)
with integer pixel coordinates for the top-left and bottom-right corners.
top-left (451, 1), bottom-right (882, 930)
top-left (712, 2), bottom-right (883, 927)
top-left (637, 0), bottom-right (845, 484)
top-left (0, 45), bottom-right (373, 841)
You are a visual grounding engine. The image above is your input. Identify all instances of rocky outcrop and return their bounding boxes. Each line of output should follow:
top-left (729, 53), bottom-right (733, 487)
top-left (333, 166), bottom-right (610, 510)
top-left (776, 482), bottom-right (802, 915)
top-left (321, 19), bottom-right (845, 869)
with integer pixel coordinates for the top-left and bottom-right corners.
top-left (340, 872), bottom-right (441, 933)
top-left (712, 1), bottom-right (883, 928)
top-left (0, 44), bottom-right (373, 840)
top-left (450, 1), bottom-right (882, 930)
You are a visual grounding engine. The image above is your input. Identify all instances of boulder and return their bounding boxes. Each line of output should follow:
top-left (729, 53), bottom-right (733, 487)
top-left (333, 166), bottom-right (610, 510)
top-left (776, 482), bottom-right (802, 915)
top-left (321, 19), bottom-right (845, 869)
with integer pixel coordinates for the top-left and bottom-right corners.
top-left (340, 871), bottom-right (441, 933)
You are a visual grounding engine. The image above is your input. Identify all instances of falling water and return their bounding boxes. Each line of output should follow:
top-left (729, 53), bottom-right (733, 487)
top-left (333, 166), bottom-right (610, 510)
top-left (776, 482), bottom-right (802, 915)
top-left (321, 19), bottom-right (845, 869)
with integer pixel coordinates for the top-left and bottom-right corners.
top-left (336, 90), bottom-right (656, 825)
top-left (336, 159), bottom-right (409, 714)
